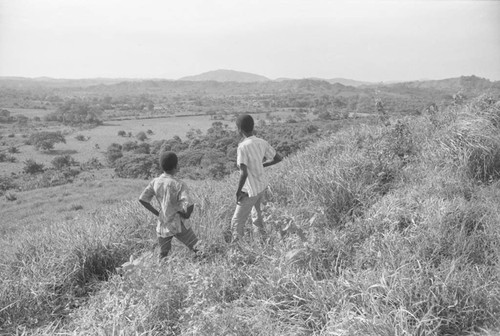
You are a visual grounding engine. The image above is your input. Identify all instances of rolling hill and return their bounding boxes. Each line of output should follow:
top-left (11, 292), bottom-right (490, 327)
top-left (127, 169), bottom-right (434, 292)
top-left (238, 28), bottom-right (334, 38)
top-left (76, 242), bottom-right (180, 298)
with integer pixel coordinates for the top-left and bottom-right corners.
top-left (178, 69), bottom-right (270, 83)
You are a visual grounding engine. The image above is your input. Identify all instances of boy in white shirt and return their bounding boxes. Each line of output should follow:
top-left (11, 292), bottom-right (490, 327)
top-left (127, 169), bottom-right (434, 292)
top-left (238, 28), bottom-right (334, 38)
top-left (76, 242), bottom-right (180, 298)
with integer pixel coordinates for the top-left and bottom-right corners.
top-left (232, 114), bottom-right (282, 241)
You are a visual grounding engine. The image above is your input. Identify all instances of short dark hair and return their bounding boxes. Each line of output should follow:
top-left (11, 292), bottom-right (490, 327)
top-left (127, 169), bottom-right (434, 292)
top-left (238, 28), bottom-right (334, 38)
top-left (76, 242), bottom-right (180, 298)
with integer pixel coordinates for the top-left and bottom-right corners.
top-left (236, 114), bottom-right (254, 133)
top-left (159, 151), bottom-right (178, 172)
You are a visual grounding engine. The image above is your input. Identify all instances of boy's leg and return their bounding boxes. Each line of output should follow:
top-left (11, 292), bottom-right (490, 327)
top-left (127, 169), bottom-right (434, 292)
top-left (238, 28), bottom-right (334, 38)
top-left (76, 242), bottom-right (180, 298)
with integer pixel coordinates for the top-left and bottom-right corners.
top-left (230, 194), bottom-right (256, 241)
top-left (251, 191), bottom-right (266, 237)
top-left (176, 222), bottom-right (199, 252)
top-left (158, 235), bottom-right (173, 260)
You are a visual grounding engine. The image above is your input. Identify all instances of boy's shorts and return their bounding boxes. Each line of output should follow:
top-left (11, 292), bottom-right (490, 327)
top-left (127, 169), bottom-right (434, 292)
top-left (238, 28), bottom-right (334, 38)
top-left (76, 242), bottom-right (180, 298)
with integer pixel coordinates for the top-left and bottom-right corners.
top-left (158, 222), bottom-right (198, 259)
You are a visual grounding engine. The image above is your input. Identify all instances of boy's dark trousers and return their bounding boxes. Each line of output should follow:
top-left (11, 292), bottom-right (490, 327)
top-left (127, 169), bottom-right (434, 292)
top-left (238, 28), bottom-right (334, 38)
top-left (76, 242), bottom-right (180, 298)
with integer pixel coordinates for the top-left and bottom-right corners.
top-left (158, 221), bottom-right (198, 259)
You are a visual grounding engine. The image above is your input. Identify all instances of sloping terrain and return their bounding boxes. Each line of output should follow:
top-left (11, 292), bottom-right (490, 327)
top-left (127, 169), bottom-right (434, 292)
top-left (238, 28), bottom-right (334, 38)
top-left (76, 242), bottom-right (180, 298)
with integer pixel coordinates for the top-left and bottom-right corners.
top-left (1, 96), bottom-right (500, 335)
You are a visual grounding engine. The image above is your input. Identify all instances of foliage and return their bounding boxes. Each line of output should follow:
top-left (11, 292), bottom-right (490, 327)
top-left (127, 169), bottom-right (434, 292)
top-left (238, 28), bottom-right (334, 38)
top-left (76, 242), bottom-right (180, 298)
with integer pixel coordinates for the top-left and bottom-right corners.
top-left (51, 155), bottom-right (77, 170)
top-left (139, 120), bottom-right (331, 180)
top-left (0, 152), bottom-right (16, 163)
top-left (134, 142), bottom-right (151, 154)
top-left (0, 175), bottom-right (17, 193)
top-left (46, 99), bottom-right (102, 125)
top-left (80, 157), bottom-right (103, 171)
top-left (114, 154), bottom-right (160, 179)
top-left (7, 146), bottom-right (19, 154)
top-left (23, 159), bottom-right (45, 174)
top-left (74, 134), bottom-right (88, 141)
top-left (136, 131), bottom-right (148, 142)
top-left (28, 131), bottom-right (66, 151)
top-left (0, 109), bottom-right (11, 123)
top-left (105, 143), bottom-right (123, 165)
top-left (4, 191), bottom-right (17, 201)
top-left (122, 141), bottom-right (138, 152)
top-left (18, 169), bottom-right (81, 190)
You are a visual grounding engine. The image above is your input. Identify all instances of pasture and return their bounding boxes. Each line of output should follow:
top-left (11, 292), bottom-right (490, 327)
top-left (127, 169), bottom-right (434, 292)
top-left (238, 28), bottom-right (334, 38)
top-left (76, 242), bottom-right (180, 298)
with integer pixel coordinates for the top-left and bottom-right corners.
top-left (0, 109), bottom-right (308, 175)
top-left (6, 107), bottom-right (55, 119)
top-left (0, 113), bottom-right (232, 174)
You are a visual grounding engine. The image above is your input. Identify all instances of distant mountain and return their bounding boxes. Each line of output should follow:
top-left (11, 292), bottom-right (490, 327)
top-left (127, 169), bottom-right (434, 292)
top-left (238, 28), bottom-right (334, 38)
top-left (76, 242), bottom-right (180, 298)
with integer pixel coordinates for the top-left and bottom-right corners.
top-left (0, 76), bottom-right (145, 88)
top-left (179, 69), bottom-right (270, 83)
top-left (276, 77), bottom-right (372, 87)
top-left (1, 74), bottom-right (497, 100)
top-left (327, 78), bottom-right (373, 87)
top-left (82, 78), bottom-right (356, 96)
top-left (386, 75), bottom-right (500, 94)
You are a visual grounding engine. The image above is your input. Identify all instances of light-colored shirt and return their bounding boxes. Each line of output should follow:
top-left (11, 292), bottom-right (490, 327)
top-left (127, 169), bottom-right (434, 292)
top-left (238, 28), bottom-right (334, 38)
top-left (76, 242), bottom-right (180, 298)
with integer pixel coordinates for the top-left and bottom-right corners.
top-left (237, 135), bottom-right (276, 197)
top-left (139, 173), bottom-right (193, 237)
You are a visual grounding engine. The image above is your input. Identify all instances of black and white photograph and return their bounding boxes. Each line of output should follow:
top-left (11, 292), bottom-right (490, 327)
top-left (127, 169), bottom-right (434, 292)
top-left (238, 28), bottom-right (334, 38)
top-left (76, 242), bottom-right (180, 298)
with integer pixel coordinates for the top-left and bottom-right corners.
top-left (1, 0), bottom-right (499, 334)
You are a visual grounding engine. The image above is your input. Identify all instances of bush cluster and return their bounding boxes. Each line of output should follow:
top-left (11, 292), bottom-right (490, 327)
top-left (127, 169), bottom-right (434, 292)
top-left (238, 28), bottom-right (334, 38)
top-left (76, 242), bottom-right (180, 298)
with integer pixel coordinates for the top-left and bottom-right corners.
top-left (51, 155), bottom-right (77, 170)
top-left (107, 120), bottom-right (333, 181)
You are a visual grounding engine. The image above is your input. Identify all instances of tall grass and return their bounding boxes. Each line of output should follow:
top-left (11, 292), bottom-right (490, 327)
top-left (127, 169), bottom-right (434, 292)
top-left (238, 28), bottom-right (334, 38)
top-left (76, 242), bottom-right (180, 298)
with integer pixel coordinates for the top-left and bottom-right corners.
top-left (1, 96), bottom-right (500, 335)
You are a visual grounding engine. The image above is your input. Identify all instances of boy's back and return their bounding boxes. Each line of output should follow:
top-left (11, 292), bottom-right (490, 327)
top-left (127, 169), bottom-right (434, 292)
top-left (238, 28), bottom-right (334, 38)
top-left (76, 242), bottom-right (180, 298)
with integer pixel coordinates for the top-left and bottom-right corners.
top-left (140, 173), bottom-right (191, 236)
top-left (237, 136), bottom-right (276, 197)
top-left (139, 151), bottom-right (199, 260)
top-left (231, 114), bottom-right (281, 241)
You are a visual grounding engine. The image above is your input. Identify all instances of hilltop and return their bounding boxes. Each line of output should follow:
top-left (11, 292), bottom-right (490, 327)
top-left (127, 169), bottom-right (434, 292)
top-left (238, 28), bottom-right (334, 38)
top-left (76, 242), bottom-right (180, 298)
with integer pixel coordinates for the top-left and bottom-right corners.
top-left (1, 74), bottom-right (499, 105)
top-left (386, 75), bottom-right (500, 93)
top-left (1, 74), bottom-right (498, 98)
top-left (178, 69), bottom-right (270, 82)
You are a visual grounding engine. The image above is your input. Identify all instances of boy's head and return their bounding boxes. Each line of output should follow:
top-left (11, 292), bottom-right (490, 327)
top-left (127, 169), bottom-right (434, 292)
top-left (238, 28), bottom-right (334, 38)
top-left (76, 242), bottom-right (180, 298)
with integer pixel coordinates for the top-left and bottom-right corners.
top-left (236, 114), bottom-right (254, 135)
top-left (159, 151), bottom-right (178, 172)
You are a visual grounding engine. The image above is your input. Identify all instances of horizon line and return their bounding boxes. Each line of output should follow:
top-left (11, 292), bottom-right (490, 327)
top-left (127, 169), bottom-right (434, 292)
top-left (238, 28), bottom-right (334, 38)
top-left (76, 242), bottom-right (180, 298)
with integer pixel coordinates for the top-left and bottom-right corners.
top-left (0, 73), bottom-right (497, 84)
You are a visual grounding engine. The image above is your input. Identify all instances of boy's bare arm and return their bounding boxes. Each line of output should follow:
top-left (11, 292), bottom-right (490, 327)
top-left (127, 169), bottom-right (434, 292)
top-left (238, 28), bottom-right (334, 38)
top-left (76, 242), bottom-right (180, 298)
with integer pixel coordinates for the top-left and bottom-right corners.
top-left (263, 153), bottom-right (282, 167)
top-left (236, 164), bottom-right (248, 203)
top-left (139, 199), bottom-right (159, 217)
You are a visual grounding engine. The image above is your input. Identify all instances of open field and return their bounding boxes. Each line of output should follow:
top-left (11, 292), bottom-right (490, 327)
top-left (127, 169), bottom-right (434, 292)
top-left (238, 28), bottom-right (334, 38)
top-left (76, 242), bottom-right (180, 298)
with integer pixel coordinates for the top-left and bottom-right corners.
top-left (0, 110), bottom-right (313, 175)
top-left (0, 175), bottom-right (144, 235)
top-left (5, 108), bottom-right (55, 119)
top-left (0, 114), bottom-right (231, 174)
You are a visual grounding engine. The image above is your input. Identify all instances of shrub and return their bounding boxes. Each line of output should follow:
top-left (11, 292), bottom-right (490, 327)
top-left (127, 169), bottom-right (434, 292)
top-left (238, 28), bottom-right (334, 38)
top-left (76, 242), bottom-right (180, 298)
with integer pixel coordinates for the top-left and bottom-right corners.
top-left (0, 175), bottom-right (17, 192)
top-left (29, 131), bottom-right (66, 151)
top-left (74, 134), bottom-right (87, 141)
top-left (438, 101), bottom-right (500, 182)
top-left (80, 157), bottom-right (103, 171)
top-left (114, 154), bottom-right (160, 179)
top-left (69, 204), bottom-right (83, 211)
top-left (178, 149), bottom-right (205, 167)
top-left (122, 141), bottom-right (138, 152)
top-left (5, 191), bottom-right (17, 201)
top-left (7, 146), bottom-right (19, 154)
top-left (105, 143), bottom-right (123, 165)
top-left (0, 153), bottom-right (16, 163)
top-left (134, 142), bottom-right (151, 154)
top-left (136, 131), bottom-right (148, 142)
top-left (52, 155), bottom-right (76, 170)
top-left (23, 159), bottom-right (45, 174)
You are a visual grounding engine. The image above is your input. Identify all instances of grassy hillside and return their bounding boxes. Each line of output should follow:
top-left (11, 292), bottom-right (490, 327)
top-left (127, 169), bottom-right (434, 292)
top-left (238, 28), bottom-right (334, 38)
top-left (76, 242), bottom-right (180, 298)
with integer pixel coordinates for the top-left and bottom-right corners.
top-left (1, 96), bottom-right (500, 335)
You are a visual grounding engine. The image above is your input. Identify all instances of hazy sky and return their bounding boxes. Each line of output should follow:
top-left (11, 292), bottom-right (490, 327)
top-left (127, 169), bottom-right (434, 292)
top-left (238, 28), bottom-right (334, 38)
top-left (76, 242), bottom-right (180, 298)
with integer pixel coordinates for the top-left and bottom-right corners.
top-left (0, 0), bottom-right (499, 81)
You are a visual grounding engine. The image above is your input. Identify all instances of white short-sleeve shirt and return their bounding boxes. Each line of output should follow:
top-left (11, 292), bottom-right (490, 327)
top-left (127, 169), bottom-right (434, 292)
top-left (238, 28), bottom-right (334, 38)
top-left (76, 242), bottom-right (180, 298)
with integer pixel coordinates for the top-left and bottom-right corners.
top-left (237, 136), bottom-right (276, 197)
